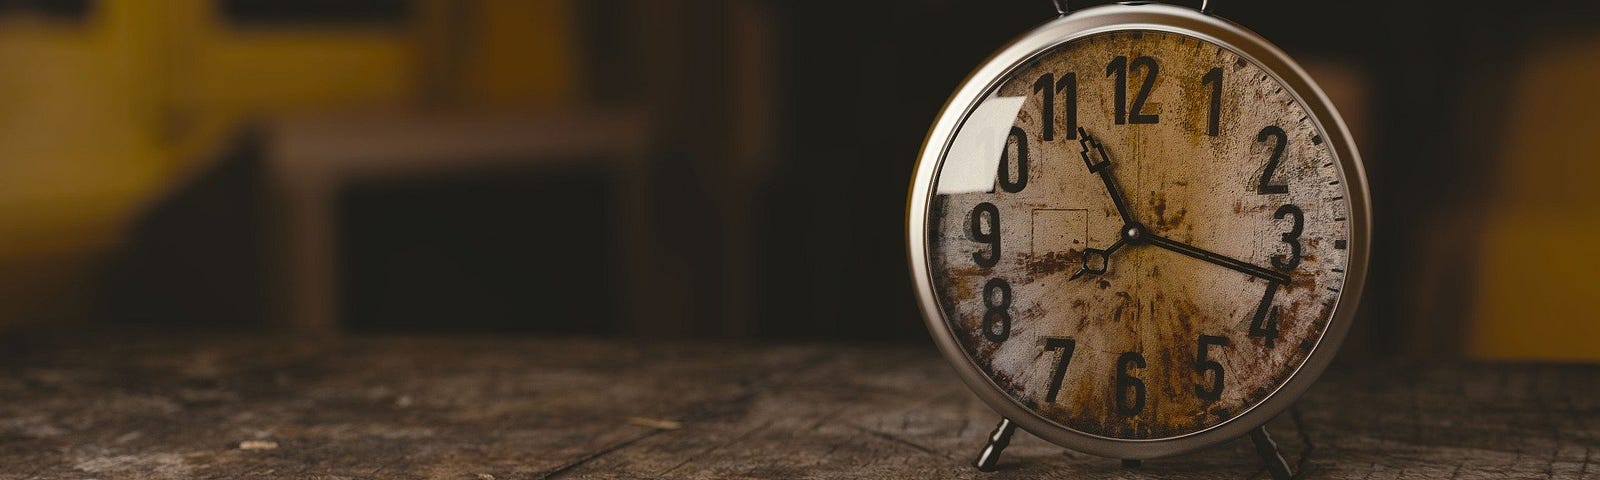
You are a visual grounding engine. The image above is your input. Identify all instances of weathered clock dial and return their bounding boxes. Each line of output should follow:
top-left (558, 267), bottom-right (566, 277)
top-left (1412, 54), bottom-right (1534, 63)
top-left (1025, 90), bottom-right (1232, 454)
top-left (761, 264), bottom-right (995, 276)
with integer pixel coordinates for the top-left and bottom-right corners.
top-left (923, 29), bottom-right (1352, 440)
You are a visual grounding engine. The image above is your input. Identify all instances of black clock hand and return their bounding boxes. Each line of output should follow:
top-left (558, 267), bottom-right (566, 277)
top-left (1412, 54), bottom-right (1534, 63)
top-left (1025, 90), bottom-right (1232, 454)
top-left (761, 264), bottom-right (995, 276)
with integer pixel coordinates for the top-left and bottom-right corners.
top-left (1070, 238), bottom-right (1125, 280)
top-left (1143, 232), bottom-right (1290, 284)
top-left (1078, 127), bottom-right (1138, 228)
top-left (1070, 128), bottom-right (1142, 281)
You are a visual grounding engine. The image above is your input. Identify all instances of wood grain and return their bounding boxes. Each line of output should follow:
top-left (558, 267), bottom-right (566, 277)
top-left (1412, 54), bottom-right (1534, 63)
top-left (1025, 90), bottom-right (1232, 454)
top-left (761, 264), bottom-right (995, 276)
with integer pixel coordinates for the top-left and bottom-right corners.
top-left (0, 336), bottom-right (1594, 479)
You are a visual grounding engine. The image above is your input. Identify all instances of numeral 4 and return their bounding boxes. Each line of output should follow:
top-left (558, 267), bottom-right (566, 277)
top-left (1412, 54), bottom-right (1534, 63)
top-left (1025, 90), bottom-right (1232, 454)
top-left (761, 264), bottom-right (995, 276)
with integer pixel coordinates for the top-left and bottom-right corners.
top-left (1249, 283), bottom-right (1280, 347)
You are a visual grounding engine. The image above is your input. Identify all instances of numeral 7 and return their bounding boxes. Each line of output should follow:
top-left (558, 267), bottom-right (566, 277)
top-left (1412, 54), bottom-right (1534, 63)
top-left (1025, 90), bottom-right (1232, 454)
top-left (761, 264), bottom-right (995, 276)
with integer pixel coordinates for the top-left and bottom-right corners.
top-left (1043, 337), bottom-right (1076, 403)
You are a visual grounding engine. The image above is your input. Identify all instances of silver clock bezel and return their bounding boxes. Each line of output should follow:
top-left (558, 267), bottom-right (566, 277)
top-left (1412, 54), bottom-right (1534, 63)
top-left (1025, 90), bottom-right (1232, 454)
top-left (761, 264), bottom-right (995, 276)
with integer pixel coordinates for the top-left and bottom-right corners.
top-left (905, 2), bottom-right (1371, 459)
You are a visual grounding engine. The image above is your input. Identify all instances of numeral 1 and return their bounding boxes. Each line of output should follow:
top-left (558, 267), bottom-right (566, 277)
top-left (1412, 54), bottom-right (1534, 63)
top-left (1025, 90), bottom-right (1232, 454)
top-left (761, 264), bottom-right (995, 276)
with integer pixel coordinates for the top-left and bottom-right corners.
top-left (1203, 67), bottom-right (1222, 136)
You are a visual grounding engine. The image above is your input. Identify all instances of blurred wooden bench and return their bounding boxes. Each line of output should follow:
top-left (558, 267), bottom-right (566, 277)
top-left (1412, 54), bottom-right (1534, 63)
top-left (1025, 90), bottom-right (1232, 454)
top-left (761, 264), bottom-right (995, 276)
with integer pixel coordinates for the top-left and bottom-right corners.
top-left (262, 110), bottom-right (655, 333)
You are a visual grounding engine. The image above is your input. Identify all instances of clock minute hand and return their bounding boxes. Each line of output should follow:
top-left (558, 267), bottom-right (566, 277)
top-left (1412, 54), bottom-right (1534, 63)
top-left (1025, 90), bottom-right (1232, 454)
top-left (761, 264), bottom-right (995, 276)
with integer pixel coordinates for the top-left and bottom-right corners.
top-left (1078, 127), bottom-right (1137, 227)
top-left (1143, 232), bottom-right (1291, 285)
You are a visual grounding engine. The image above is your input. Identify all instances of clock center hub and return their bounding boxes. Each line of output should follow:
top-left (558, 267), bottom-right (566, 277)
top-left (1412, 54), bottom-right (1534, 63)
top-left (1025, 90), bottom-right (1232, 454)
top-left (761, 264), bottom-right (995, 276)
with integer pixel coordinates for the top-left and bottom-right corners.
top-left (1122, 223), bottom-right (1147, 245)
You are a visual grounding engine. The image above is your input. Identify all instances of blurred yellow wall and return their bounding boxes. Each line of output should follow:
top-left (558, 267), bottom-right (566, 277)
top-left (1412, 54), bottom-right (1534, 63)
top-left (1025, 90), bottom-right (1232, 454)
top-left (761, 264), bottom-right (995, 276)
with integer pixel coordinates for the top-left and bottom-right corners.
top-left (0, 0), bottom-right (576, 330)
top-left (1466, 34), bottom-right (1600, 361)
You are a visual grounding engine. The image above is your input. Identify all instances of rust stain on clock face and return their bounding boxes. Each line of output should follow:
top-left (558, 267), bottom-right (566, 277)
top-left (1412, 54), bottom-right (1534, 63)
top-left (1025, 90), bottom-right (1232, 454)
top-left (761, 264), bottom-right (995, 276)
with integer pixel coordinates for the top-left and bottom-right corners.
top-left (925, 30), bottom-right (1351, 439)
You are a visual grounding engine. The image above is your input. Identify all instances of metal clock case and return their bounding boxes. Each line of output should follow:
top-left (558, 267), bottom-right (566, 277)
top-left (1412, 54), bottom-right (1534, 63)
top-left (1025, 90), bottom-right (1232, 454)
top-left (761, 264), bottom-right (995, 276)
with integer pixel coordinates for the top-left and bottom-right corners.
top-left (906, 1), bottom-right (1370, 467)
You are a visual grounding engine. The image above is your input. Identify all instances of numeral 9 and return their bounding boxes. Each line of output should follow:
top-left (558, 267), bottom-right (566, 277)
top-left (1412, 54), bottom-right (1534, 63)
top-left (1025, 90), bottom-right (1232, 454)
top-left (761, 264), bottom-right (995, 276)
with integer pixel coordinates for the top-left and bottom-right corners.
top-left (969, 202), bottom-right (1000, 268)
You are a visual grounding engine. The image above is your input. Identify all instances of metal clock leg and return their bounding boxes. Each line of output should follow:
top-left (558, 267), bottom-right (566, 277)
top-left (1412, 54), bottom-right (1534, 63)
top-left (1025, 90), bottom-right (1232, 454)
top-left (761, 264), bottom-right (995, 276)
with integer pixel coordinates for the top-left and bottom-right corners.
top-left (1249, 425), bottom-right (1295, 480)
top-left (974, 418), bottom-right (1016, 472)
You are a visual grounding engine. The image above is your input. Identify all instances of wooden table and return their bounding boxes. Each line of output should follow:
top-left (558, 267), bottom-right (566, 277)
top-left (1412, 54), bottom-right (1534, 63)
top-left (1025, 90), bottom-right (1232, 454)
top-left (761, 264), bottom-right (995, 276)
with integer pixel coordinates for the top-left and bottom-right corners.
top-left (0, 337), bottom-right (1594, 479)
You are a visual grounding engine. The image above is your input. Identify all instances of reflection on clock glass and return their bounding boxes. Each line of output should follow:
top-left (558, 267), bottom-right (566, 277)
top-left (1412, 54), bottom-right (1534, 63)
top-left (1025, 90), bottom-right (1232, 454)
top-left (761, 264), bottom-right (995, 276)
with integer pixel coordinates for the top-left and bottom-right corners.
top-left (926, 30), bottom-right (1352, 439)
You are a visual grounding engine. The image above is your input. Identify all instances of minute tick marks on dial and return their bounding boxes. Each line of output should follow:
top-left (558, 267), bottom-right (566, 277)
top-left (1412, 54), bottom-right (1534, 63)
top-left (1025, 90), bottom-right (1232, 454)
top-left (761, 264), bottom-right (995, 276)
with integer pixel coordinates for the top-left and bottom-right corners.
top-left (919, 28), bottom-right (1361, 444)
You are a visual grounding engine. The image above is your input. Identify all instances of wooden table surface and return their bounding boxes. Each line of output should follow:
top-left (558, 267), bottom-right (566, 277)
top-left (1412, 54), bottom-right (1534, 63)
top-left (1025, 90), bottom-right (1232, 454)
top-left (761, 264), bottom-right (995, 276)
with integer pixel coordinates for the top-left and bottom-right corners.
top-left (0, 336), bottom-right (1595, 479)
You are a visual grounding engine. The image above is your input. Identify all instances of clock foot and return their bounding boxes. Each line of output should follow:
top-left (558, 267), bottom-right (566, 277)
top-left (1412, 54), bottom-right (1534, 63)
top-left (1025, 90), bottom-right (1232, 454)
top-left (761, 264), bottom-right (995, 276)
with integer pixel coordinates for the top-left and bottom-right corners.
top-left (1121, 459), bottom-right (1142, 468)
top-left (1249, 425), bottom-right (1295, 480)
top-left (973, 418), bottom-right (1016, 472)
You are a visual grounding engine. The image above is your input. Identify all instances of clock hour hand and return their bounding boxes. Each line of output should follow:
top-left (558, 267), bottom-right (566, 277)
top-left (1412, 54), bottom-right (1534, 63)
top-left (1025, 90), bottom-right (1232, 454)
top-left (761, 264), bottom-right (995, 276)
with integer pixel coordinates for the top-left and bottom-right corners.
top-left (1078, 127), bottom-right (1138, 228)
top-left (1070, 238), bottom-right (1125, 280)
top-left (1143, 232), bottom-right (1291, 284)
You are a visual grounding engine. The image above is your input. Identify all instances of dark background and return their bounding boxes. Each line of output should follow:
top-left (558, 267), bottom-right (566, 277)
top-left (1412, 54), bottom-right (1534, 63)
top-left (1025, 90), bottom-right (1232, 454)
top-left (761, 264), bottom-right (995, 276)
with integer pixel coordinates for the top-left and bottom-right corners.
top-left (2, 0), bottom-right (1597, 362)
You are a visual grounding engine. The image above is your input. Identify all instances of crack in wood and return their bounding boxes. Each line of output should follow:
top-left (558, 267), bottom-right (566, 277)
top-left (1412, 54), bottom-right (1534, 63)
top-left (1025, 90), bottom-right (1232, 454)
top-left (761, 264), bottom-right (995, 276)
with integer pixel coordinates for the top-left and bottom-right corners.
top-left (2, 339), bottom-right (1596, 478)
top-left (534, 430), bottom-right (663, 480)
top-left (846, 424), bottom-right (953, 461)
top-left (656, 420), bottom-right (775, 476)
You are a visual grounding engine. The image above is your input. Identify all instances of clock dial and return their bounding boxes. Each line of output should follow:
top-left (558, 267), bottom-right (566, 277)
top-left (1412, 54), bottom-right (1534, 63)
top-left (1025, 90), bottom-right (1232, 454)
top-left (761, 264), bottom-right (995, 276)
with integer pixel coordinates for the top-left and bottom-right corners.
top-left (925, 30), bottom-right (1351, 439)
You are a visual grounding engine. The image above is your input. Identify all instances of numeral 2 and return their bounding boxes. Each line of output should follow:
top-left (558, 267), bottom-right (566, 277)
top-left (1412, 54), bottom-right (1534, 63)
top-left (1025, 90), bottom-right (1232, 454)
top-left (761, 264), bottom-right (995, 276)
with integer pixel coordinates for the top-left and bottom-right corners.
top-left (1033, 72), bottom-right (1078, 140)
top-left (1256, 125), bottom-right (1289, 194)
top-left (1043, 337), bottom-right (1076, 403)
top-left (1107, 55), bottom-right (1159, 125)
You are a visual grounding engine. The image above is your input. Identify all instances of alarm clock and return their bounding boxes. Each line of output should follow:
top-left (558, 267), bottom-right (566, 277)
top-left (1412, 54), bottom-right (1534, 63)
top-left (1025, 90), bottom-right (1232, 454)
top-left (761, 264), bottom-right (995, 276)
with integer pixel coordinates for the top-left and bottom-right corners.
top-left (905, 1), bottom-right (1370, 471)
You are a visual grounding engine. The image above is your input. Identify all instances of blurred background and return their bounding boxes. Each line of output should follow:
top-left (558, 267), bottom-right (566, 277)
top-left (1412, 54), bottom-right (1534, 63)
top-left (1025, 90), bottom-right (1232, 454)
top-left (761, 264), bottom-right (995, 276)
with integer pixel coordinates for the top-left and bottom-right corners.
top-left (0, 0), bottom-right (1595, 362)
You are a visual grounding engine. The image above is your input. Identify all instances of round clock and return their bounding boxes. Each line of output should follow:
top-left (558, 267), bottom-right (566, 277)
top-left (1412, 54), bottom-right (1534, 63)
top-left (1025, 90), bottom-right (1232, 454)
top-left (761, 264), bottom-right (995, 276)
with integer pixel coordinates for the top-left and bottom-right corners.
top-left (906, 2), bottom-right (1370, 461)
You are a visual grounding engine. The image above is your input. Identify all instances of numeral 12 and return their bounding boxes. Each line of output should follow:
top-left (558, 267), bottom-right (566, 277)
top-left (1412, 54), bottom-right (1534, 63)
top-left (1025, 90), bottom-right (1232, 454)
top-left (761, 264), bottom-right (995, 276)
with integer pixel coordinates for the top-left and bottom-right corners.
top-left (1107, 55), bottom-right (1159, 125)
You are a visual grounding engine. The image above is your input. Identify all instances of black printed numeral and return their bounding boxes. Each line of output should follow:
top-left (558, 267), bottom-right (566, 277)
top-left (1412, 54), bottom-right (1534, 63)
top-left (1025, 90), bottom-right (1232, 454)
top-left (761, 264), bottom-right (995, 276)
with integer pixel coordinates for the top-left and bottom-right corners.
top-left (1272, 204), bottom-right (1304, 271)
top-left (1249, 283), bottom-right (1280, 348)
top-left (981, 278), bottom-right (1012, 343)
top-left (998, 126), bottom-right (1028, 193)
top-left (1033, 72), bottom-right (1078, 141)
top-left (1043, 337), bottom-right (1076, 403)
top-left (1203, 67), bottom-right (1222, 136)
top-left (1256, 125), bottom-right (1289, 194)
top-left (1194, 335), bottom-right (1230, 402)
top-left (1115, 352), bottom-right (1146, 416)
top-left (969, 202), bottom-right (1000, 268)
top-left (1108, 55), bottom-right (1159, 125)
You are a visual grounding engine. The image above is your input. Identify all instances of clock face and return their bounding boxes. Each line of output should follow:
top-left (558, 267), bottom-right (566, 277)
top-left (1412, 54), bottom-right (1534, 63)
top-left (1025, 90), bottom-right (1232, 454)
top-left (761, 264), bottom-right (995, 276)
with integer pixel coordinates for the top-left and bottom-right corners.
top-left (924, 30), bottom-right (1352, 440)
